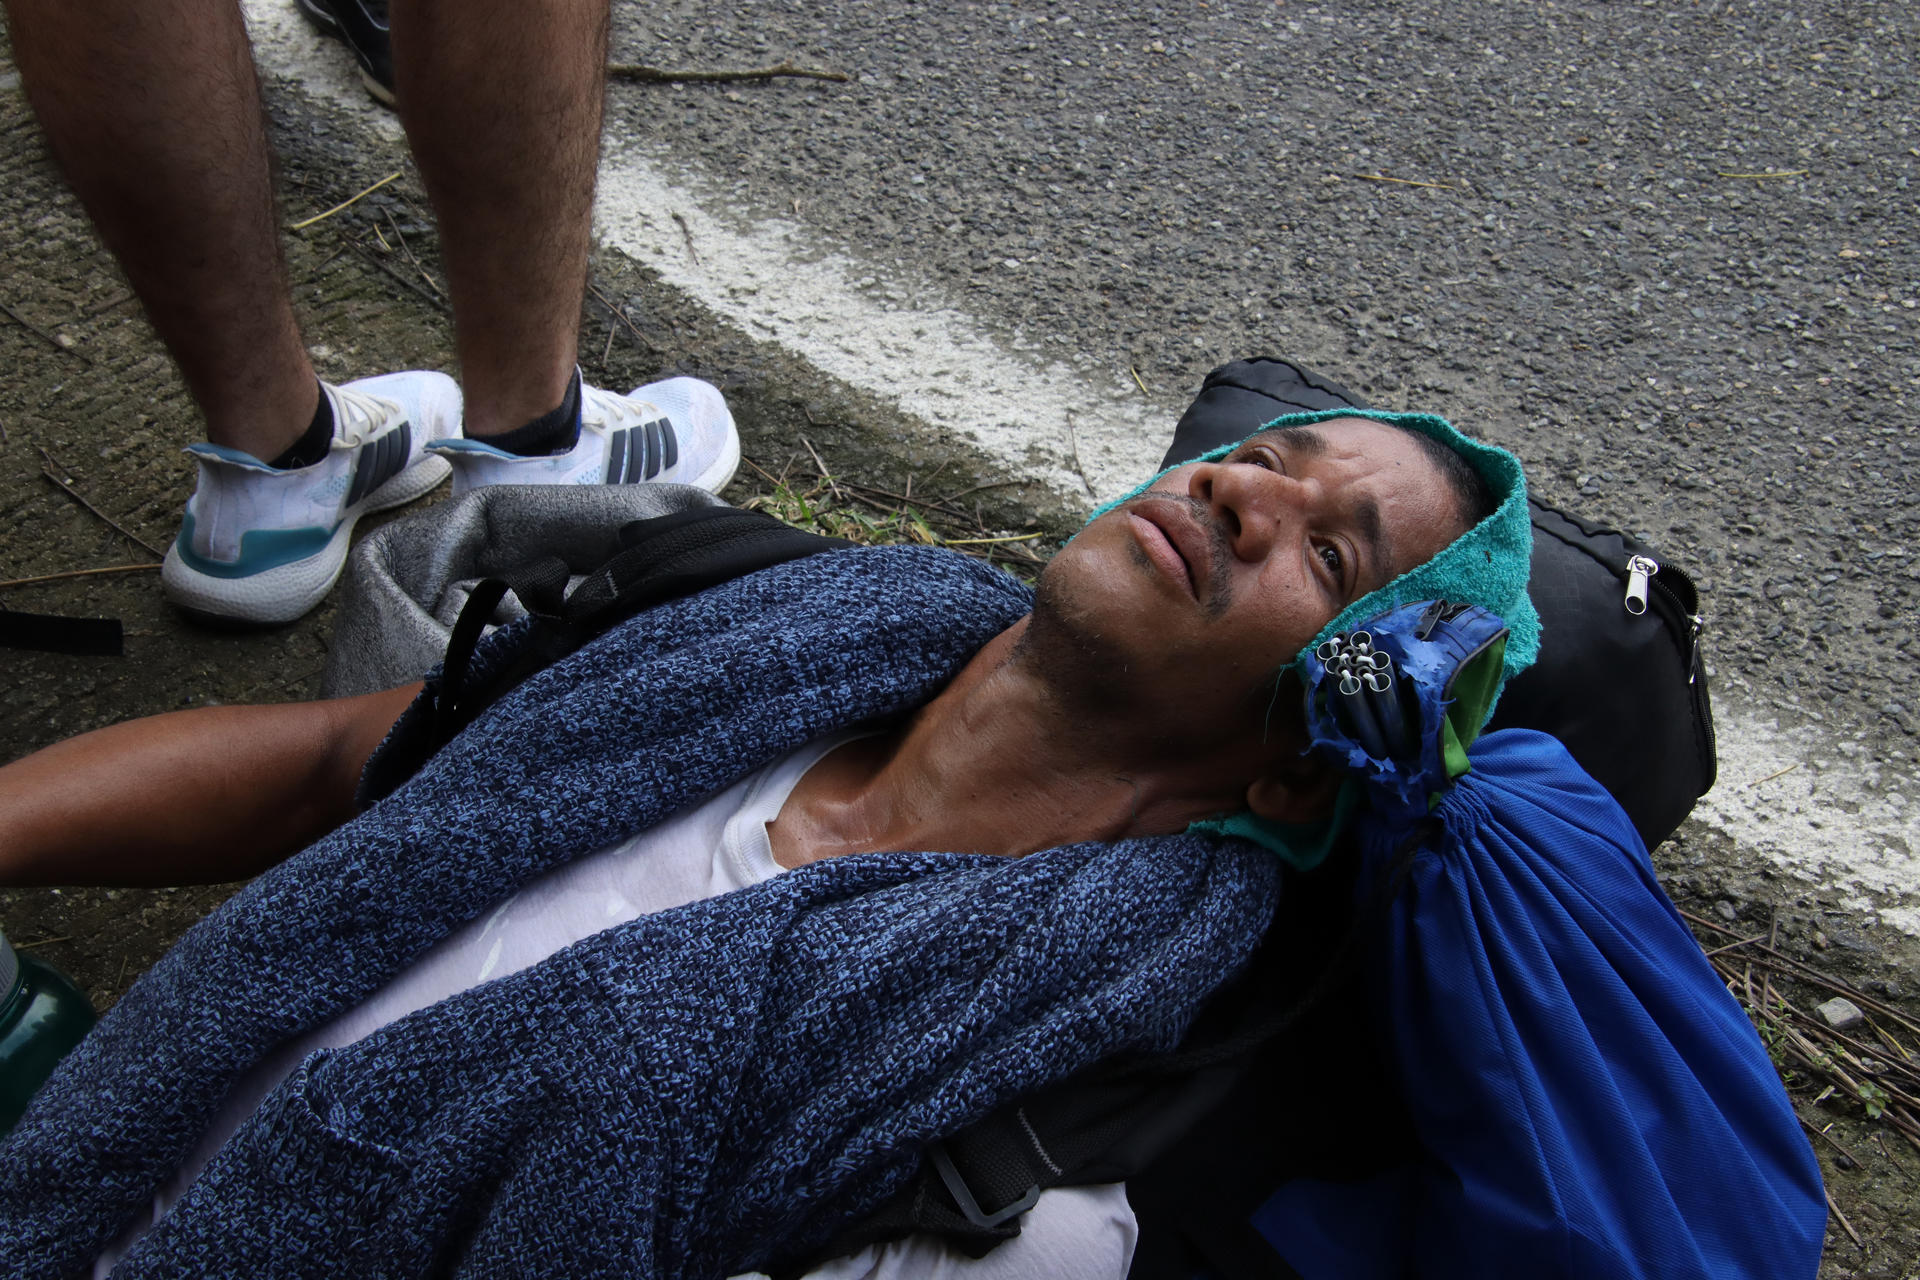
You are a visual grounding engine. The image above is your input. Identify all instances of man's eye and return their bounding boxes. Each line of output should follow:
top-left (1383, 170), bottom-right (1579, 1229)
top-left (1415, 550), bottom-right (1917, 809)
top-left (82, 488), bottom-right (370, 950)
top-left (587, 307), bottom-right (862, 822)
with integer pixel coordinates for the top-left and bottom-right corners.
top-left (1317, 544), bottom-right (1344, 579)
top-left (1237, 447), bottom-right (1281, 472)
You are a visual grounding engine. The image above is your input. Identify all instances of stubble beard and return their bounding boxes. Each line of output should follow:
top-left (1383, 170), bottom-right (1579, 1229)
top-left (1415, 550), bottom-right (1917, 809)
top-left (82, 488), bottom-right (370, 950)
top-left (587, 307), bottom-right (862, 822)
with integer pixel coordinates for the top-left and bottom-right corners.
top-left (1012, 556), bottom-right (1148, 721)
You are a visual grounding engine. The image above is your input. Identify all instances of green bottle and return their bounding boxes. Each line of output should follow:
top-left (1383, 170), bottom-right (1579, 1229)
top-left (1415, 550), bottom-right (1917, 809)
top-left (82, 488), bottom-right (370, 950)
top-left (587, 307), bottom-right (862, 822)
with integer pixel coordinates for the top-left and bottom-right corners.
top-left (0, 927), bottom-right (96, 1136)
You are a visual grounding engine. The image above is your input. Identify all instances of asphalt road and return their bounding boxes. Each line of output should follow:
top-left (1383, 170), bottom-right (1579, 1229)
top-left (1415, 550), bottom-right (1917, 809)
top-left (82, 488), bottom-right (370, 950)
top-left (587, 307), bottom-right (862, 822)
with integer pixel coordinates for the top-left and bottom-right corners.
top-left (580, 0), bottom-right (1920, 928)
top-left (606, 0), bottom-right (1917, 709)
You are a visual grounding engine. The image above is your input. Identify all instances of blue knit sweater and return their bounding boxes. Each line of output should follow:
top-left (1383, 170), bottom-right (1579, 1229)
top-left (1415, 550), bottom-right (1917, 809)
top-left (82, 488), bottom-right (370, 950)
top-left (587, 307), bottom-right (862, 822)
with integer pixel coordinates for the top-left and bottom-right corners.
top-left (0, 547), bottom-right (1282, 1279)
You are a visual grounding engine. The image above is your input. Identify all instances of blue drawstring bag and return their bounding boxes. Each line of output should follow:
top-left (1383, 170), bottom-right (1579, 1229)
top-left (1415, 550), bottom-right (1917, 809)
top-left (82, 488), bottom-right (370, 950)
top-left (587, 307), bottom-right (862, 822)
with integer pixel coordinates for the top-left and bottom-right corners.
top-left (1257, 602), bottom-right (1826, 1278)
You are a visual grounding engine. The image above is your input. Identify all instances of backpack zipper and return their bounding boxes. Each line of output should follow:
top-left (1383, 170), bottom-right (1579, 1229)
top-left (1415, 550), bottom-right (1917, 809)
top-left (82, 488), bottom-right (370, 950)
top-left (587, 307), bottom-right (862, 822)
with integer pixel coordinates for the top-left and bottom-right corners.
top-left (1620, 552), bottom-right (1716, 776)
top-left (1624, 555), bottom-right (1659, 615)
top-left (1625, 554), bottom-right (1707, 686)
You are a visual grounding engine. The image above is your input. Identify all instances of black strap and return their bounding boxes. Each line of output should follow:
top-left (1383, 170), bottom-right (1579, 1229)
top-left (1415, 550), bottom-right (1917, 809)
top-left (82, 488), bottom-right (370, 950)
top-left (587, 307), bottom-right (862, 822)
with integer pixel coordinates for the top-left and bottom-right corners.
top-left (0, 606), bottom-right (123, 656)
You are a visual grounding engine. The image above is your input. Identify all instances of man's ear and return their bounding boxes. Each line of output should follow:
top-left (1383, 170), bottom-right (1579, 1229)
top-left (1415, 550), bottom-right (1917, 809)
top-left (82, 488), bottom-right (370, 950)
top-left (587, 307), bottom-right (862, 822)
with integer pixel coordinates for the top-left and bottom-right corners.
top-left (1245, 751), bottom-right (1344, 825)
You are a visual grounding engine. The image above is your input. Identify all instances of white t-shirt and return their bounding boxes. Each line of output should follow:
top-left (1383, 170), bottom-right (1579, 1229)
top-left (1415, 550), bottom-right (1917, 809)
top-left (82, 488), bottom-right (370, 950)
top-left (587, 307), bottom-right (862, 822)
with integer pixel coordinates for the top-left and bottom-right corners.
top-left (96, 734), bottom-right (1136, 1279)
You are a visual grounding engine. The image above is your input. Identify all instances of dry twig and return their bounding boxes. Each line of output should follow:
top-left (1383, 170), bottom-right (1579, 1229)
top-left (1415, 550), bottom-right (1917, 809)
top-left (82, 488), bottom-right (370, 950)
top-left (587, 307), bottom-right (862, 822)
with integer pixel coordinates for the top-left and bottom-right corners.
top-left (1063, 412), bottom-right (1099, 503)
top-left (799, 436), bottom-right (845, 502)
top-left (38, 449), bottom-right (165, 558)
top-left (380, 209), bottom-right (447, 303)
top-left (607, 60), bottom-right (850, 84)
top-left (351, 244), bottom-right (450, 314)
top-left (1705, 930), bottom-right (1773, 958)
top-left (1, 298), bottom-right (85, 361)
top-left (944, 479), bottom-right (1025, 503)
top-left (1800, 1113), bottom-right (1864, 1166)
top-left (585, 282), bottom-right (660, 353)
top-left (80, 289), bottom-right (136, 318)
top-left (672, 211), bottom-right (701, 264)
top-left (1354, 172), bottom-right (1461, 191)
top-left (1827, 1190), bottom-right (1864, 1249)
top-left (289, 170), bottom-right (401, 231)
top-left (0, 563), bottom-right (162, 591)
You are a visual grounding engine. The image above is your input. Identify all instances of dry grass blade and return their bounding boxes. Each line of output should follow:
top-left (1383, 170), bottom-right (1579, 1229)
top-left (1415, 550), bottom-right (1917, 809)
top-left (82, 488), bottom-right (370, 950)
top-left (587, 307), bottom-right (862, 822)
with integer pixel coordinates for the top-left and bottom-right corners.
top-left (1746, 761), bottom-right (1802, 787)
top-left (943, 534), bottom-right (1042, 547)
top-left (1354, 172), bottom-right (1462, 190)
top-left (289, 171), bottom-right (402, 231)
top-left (1, 297), bottom-right (86, 361)
top-left (38, 449), bottom-right (165, 558)
top-left (607, 60), bottom-right (850, 84)
top-left (1828, 1189), bottom-right (1865, 1249)
top-left (351, 244), bottom-right (451, 314)
top-left (799, 436), bottom-right (845, 502)
top-left (1063, 412), bottom-right (1098, 503)
top-left (0, 563), bottom-right (162, 591)
top-left (585, 282), bottom-right (660, 354)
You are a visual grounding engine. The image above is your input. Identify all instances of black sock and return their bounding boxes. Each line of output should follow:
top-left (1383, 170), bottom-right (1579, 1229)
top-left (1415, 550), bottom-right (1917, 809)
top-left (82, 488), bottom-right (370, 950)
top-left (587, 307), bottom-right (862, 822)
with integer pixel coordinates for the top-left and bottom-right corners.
top-left (478, 371), bottom-right (583, 457)
top-left (268, 384), bottom-right (335, 470)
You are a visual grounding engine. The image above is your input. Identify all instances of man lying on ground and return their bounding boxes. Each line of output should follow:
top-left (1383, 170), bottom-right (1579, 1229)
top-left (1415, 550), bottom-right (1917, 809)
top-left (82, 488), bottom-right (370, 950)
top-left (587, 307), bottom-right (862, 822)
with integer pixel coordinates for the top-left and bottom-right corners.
top-left (0, 411), bottom-right (1823, 1278)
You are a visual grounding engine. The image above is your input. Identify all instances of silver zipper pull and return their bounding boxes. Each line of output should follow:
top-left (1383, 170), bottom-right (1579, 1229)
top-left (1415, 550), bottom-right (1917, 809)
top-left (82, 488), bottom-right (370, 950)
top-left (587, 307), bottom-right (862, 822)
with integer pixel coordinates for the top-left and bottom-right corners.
top-left (1624, 555), bottom-right (1659, 616)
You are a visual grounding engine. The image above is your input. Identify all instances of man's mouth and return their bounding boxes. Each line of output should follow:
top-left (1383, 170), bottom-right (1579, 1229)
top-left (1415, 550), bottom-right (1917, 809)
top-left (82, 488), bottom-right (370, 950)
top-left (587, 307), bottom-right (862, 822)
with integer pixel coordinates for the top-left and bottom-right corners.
top-left (1126, 498), bottom-right (1215, 600)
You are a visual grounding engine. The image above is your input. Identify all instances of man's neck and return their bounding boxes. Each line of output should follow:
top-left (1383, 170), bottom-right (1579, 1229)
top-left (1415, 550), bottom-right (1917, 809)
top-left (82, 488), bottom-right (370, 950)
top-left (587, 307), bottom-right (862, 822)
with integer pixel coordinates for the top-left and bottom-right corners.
top-left (769, 618), bottom-right (1257, 867)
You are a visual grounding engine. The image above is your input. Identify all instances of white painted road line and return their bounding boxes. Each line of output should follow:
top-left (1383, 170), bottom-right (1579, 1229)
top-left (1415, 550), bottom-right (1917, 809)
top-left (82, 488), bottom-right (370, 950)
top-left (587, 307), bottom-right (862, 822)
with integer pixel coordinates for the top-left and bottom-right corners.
top-left (241, 0), bottom-right (1919, 933)
top-left (1700, 710), bottom-right (1919, 934)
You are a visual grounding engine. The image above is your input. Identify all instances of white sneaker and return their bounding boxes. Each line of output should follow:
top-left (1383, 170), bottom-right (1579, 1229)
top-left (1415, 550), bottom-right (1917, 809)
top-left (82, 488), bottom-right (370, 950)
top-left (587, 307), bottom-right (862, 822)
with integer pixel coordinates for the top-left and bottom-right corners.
top-left (426, 375), bottom-right (740, 498)
top-left (161, 371), bottom-right (459, 624)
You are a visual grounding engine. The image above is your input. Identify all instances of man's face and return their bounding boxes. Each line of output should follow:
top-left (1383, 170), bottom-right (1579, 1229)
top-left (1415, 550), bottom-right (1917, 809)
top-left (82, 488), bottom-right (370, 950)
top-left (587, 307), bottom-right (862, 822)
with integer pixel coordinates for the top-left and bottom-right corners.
top-left (1029, 418), bottom-right (1471, 744)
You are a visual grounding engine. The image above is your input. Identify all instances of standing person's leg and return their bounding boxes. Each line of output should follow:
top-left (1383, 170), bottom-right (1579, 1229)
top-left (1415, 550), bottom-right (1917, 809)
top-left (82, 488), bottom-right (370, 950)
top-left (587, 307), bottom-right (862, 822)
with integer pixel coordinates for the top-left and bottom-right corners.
top-left (392, 0), bottom-right (740, 494)
top-left (388, 0), bottom-right (600, 442)
top-left (4, 0), bottom-right (317, 460)
top-left (6, 0), bottom-right (458, 625)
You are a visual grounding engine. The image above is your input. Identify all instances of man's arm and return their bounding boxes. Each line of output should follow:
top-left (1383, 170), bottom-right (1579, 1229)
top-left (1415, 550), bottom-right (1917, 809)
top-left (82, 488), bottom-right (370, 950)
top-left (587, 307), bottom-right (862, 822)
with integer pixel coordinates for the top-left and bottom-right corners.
top-left (0, 682), bottom-right (421, 886)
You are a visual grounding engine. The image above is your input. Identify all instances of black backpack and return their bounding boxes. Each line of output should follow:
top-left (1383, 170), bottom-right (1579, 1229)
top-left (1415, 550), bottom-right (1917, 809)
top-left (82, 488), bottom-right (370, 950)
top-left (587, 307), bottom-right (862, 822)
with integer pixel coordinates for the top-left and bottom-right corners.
top-left (376, 359), bottom-right (1719, 1278)
top-left (1160, 356), bottom-right (1716, 853)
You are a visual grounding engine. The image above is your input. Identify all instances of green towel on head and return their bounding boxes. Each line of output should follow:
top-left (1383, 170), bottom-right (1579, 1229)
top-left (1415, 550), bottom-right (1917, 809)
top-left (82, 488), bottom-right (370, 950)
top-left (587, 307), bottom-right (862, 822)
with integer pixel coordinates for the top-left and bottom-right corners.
top-left (1090, 407), bottom-right (1539, 707)
top-left (1089, 407), bottom-right (1540, 870)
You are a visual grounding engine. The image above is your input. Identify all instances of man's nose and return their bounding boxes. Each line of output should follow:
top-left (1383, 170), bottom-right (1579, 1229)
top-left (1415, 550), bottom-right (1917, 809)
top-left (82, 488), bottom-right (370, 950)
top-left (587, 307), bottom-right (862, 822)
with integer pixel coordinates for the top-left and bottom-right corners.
top-left (1187, 460), bottom-right (1310, 559)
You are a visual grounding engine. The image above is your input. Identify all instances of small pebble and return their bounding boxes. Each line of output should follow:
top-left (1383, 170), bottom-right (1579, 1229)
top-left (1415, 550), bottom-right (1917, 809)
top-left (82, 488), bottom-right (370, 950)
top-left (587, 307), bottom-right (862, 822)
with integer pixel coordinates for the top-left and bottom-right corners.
top-left (1817, 997), bottom-right (1865, 1032)
top-left (1714, 899), bottom-right (1739, 922)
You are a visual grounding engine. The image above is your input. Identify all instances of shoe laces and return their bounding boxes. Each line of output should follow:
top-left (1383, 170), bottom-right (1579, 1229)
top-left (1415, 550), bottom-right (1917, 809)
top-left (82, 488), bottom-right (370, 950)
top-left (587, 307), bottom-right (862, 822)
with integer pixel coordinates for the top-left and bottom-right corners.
top-left (580, 383), bottom-right (663, 434)
top-left (328, 384), bottom-right (400, 449)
